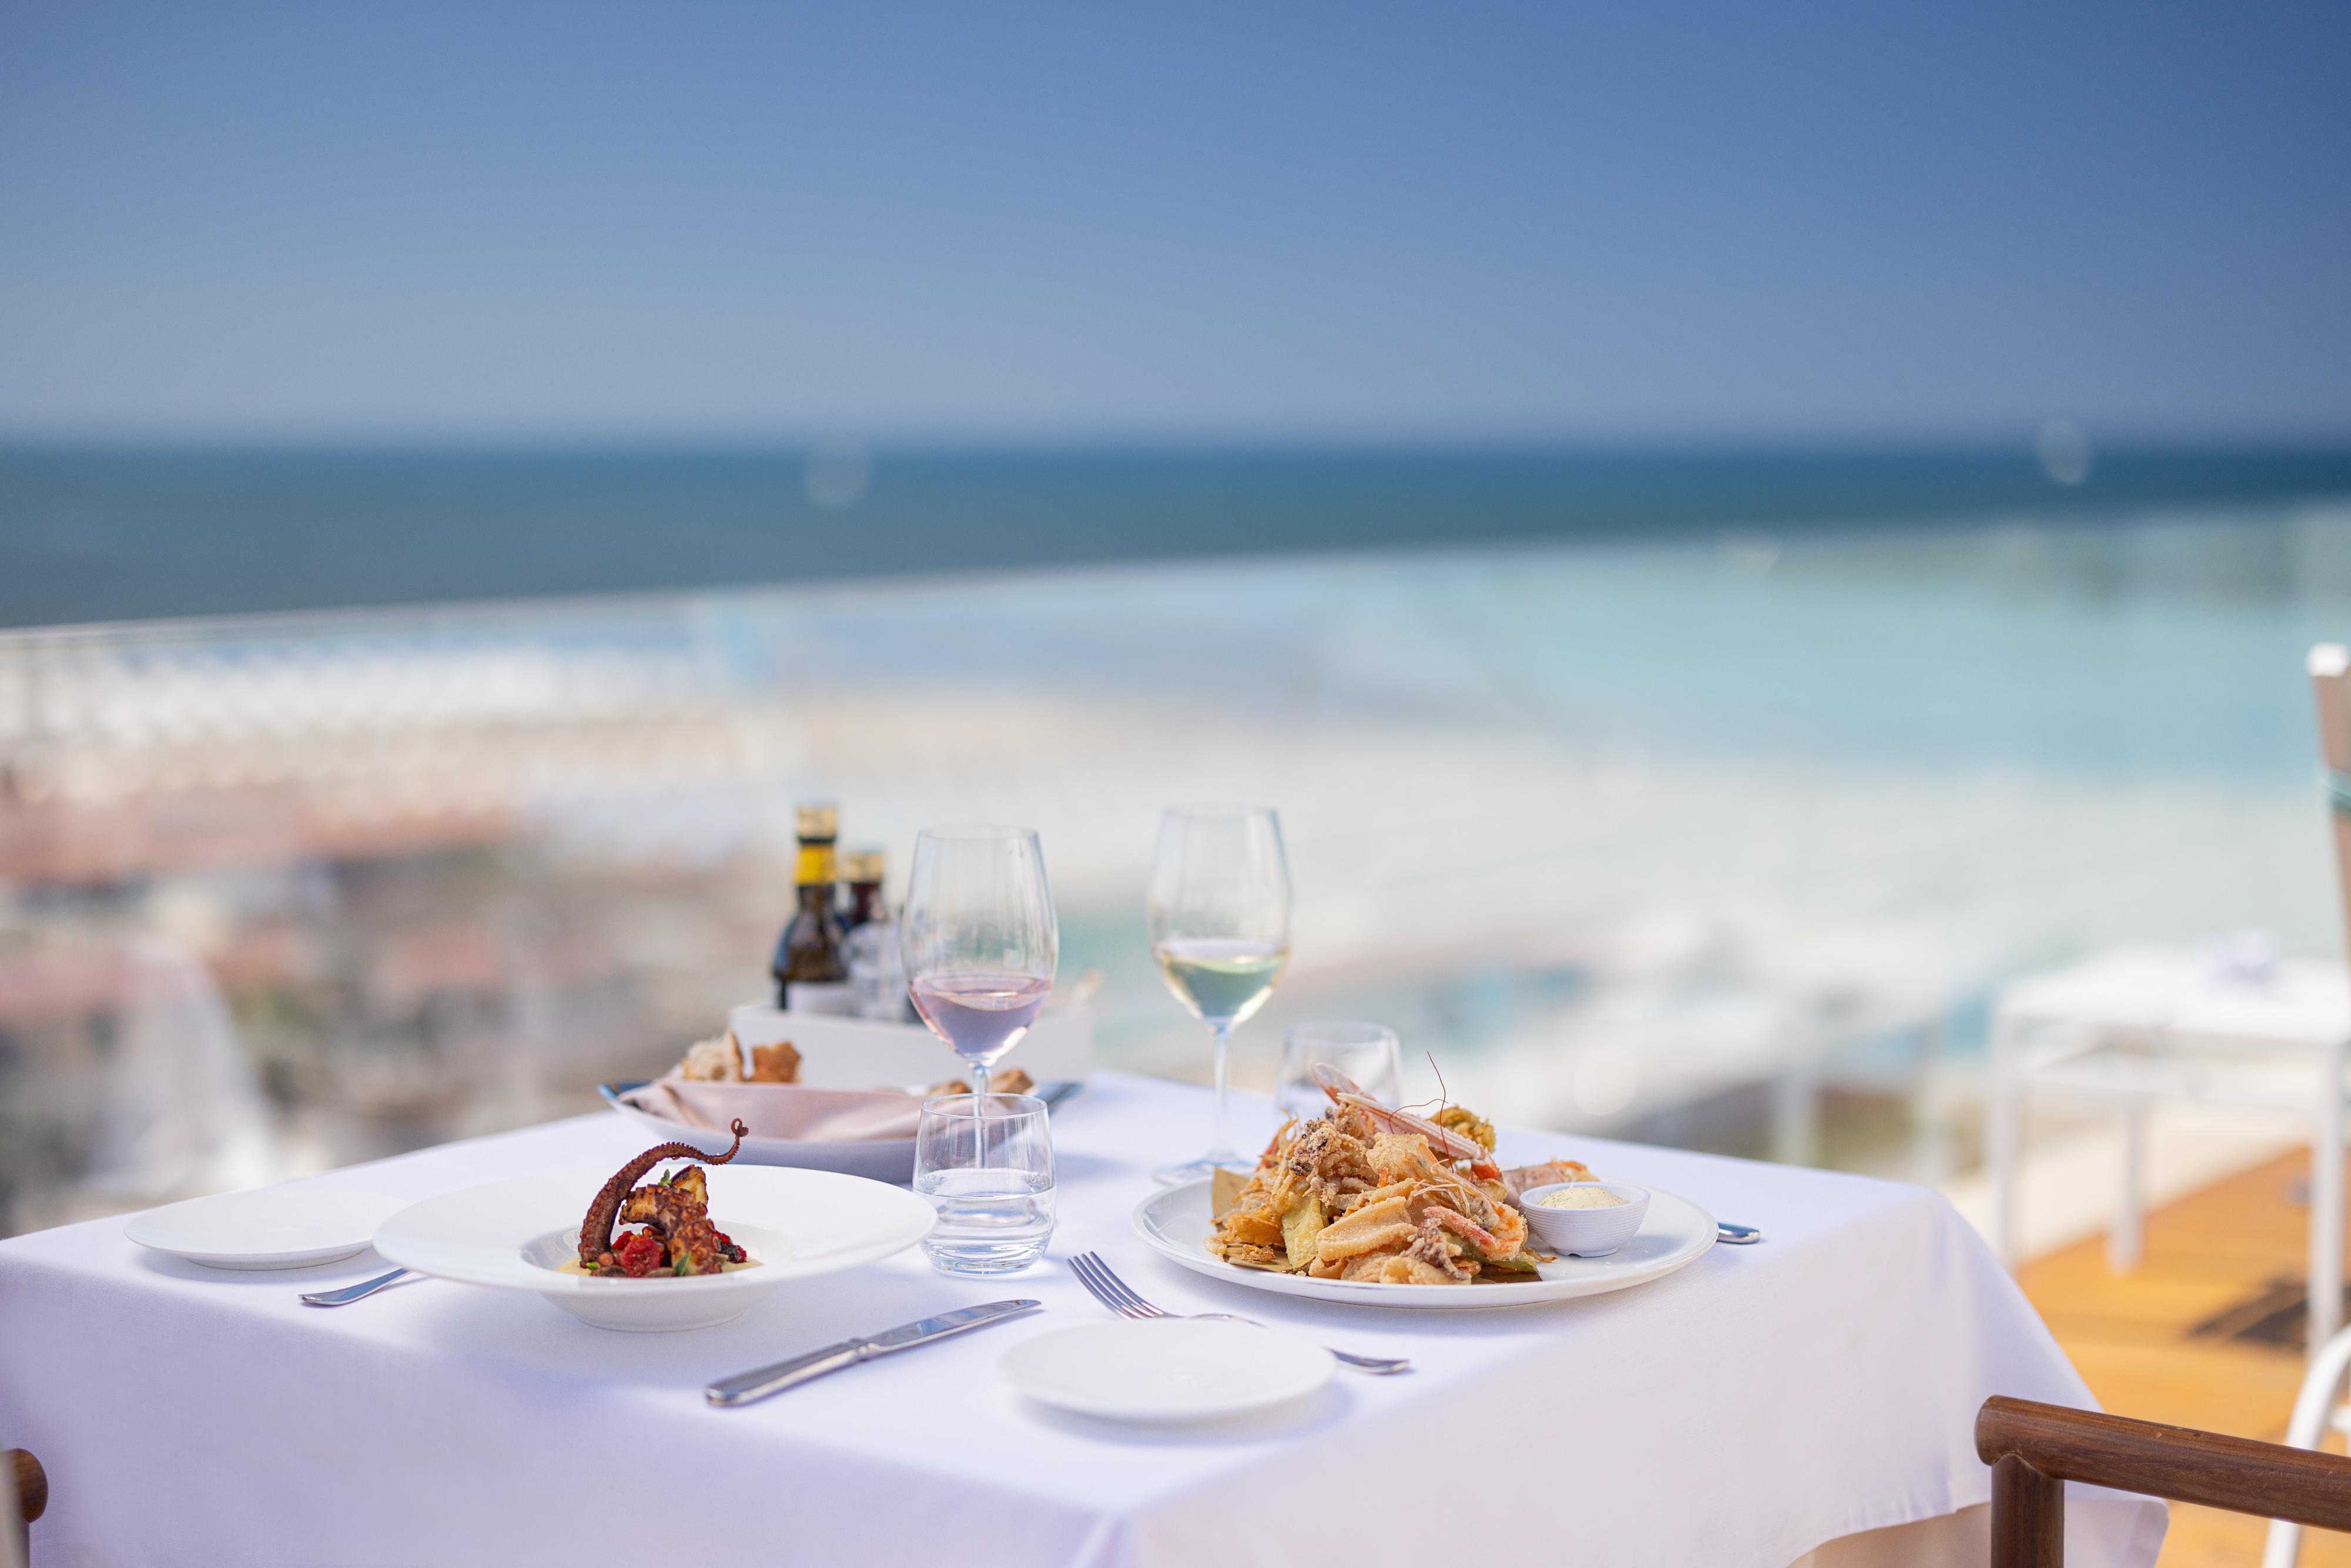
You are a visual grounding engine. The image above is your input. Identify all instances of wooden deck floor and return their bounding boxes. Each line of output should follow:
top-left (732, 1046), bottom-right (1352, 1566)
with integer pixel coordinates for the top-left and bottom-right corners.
top-left (2017, 1148), bottom-right (2350, 1567)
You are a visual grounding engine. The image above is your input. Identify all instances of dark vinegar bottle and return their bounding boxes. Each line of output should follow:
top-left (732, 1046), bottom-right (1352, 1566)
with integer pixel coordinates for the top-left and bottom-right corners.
top-left (771, 803), bottom-right (854, 1013)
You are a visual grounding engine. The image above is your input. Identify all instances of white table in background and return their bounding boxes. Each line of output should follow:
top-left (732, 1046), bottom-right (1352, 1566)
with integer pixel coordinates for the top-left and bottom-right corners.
top-left (1987, 947), bottom-right (2351, 1347)
top-left (1, 1073), bottom-right (2161, 1568)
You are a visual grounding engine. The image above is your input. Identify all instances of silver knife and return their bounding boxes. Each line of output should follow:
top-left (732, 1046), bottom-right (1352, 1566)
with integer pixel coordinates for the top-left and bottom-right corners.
top-left (705, 1299), bottom-right (1041, 1408)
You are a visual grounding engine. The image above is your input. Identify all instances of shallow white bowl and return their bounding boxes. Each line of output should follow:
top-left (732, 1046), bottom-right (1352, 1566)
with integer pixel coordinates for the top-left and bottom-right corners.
top-left (373, 1165), bottom-right (934, 1332)
top-left (1000, 1319), bottom-right (1332, 1422)
top-left (126, 1187), bottom-right (409, 1270)
top-left (1517, 1181), bottom-right (1652, 1257)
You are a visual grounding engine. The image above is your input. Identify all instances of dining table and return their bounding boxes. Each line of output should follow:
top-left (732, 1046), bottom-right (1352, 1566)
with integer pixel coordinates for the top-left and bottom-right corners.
top-left (0, 1071), bottom-right (2165, 1567)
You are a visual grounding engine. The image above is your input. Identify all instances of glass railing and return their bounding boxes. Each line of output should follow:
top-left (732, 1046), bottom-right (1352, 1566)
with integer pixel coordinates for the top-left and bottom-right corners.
top-left (4, 493), bottom-right (2347, 1233)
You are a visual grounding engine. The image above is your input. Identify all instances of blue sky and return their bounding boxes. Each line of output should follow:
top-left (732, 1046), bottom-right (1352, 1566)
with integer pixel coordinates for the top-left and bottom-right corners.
top-left (2, 1), bottom-right (2346, 443)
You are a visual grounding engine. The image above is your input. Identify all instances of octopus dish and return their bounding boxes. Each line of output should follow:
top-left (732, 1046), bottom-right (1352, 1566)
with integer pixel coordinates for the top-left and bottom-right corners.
top-left (1205, 1065), bottom-right (1595, 1286)
top-left (571, 1121), bottom-right (761, 1278)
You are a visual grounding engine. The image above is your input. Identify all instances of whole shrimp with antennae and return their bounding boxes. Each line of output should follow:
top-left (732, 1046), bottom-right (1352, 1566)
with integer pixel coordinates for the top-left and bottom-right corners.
top-left (1311, 1062), bottom-right (1501, 1180)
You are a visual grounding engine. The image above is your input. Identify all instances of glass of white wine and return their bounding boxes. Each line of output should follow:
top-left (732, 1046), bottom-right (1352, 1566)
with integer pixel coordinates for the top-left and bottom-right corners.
top-left (1146, 804), bottom-right (1291, 1184)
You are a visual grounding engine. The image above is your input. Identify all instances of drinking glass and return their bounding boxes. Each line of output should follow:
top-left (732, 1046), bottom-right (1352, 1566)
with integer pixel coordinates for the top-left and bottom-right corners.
top-left (1277, 1021), bottom-right (1402, 1124)
top-left (915, 1093), bottom-right (1056, 1273)
top-left (899, 826), bottom-right (1057, 1101)
top-left (1146, 804), bottom-right (1291, 1183)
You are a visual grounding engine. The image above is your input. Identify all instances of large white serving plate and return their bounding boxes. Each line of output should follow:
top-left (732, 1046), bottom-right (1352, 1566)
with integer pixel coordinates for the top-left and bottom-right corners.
top-left (1133, 1178), bottom-right (1716, 1309)
top-left (598, 1081), bottom-right (917, 1183)
top-left (375, 1165), bottom-right (934, 1332)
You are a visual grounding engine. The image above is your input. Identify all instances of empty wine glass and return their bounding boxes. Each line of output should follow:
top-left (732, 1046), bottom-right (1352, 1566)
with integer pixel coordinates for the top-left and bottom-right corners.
top-left (1147, 805), bottom-right (1291, 1184)
top-left (899, 826), bottom-right (1057, 1102)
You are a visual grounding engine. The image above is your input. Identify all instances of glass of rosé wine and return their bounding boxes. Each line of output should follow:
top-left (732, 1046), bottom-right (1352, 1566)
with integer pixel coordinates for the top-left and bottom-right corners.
top-left (899, 825), bottom-right (1058, 1104)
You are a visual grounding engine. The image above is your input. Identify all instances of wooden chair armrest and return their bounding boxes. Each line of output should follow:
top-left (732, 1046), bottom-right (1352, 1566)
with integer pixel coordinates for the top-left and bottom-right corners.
top-left (1977, 1396), bottom-right (2351, 1566)
top-left (4, 1450), bottom-right (42, 1523)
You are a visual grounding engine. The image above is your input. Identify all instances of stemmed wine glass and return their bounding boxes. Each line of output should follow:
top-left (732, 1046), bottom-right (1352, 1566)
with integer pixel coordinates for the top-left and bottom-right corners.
top-left (1147, 805), bottom-right (1291, 1183)
top-left (899, 826), bottom-right (1058, 1102)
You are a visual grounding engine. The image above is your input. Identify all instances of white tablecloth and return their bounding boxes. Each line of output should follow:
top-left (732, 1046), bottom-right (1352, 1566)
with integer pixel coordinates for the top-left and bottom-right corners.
top-left (2, 1073), bottom-right (2164, 1568)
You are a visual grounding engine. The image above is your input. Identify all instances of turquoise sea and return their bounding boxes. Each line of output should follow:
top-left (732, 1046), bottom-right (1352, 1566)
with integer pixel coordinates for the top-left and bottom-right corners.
top-left (5, 444), bottom-right (2350, 626)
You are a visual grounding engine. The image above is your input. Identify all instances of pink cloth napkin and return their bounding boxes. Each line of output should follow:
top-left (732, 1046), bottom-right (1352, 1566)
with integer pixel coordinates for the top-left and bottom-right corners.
top-left (621, 1073), bottom-right (923, 1143)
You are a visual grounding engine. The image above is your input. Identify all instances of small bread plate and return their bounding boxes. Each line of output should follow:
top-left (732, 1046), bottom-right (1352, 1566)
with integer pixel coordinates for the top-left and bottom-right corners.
top-left (373, 1165), bottom-right (935, 1332)
top-left (1133, 1178), bottom-right (1715, 1309)
top-left (126, 1187), bottom-right (410, 1271)
top-left (1001, 1319), bottom-right (1334, 1422)
top-left (600, 1080), bottom-right (920, 1183)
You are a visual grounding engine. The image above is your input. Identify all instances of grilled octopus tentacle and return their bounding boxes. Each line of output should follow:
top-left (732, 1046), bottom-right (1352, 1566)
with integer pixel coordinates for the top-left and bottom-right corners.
top-left (576, 1119), bottom-right (748, 1268)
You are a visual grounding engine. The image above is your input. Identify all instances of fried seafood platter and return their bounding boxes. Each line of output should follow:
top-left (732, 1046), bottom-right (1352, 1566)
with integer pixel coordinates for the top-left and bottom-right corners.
top-left (1207, 1066), bottom-right (1588, 1285)
top-left (1132, 1065), bottom-right (1720, 1308)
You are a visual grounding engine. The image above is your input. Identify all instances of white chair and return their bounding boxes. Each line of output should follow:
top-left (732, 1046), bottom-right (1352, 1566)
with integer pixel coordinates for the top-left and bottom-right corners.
top-left (2262, 642), bottom-right (2351, 1568)
top-left (2262, 1321), bottom-right (2351, 1567)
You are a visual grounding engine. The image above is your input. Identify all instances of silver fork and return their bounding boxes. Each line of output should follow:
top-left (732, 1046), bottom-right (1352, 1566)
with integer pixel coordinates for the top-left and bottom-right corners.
top-left (1068, 1251), bottom-right (1411, 1375)
top-left (299, 1268), bottom-right (414, 1307)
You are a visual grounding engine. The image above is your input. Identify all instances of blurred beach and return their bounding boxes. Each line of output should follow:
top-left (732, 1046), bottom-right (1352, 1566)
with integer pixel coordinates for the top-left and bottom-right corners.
top-left (4, 453), bottom-right (2347, 1235)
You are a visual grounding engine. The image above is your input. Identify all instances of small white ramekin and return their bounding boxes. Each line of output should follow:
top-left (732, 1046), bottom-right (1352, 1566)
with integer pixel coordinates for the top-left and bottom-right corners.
top-left (1515, 1181), bottom-right (1651, 1257)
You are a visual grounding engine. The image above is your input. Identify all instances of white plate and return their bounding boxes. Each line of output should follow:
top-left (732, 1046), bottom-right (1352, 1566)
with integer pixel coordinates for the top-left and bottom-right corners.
top-left (126, 1187), bottom-right (410, 1270)
top-left (1133, 1177), bottom-right (1716, 1309)
top-left (1000, 1319), bottom-right (1333, 1422)
top-left (373, 1164), bottom-right (935, 1332)
top-left (599, 1081), bottom-right (917, 1182)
